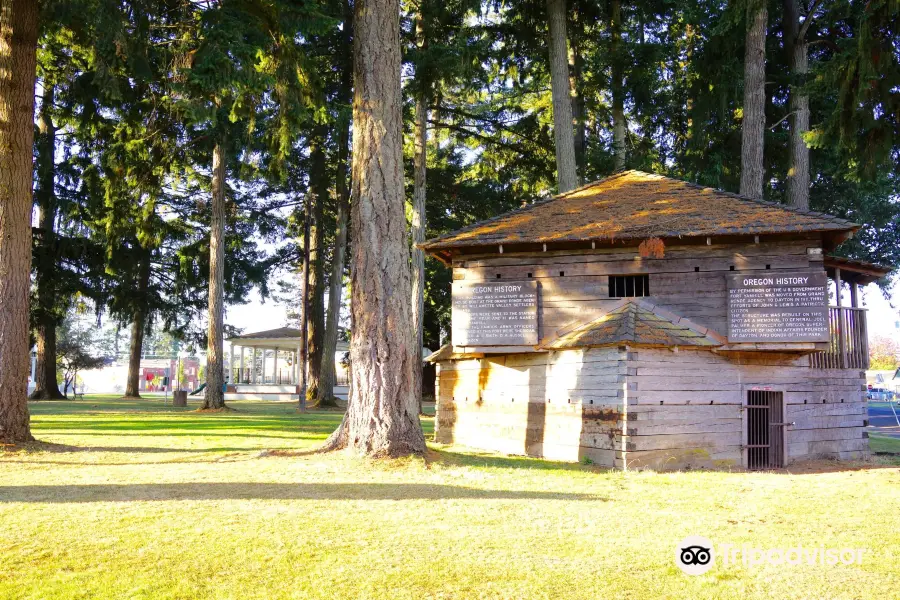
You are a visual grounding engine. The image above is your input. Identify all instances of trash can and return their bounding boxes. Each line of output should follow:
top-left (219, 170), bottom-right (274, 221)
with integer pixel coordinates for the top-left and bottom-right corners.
top-left (173, 390), bottom-right (188, 407)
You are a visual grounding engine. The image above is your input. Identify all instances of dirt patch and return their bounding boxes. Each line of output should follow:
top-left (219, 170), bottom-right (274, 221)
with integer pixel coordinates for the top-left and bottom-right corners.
top-left (194, 406), bottom-right (238, 413)
top-left (1, 440), bottom-right (77, 454)
top-left (766, 458), bottom-right (898, 474)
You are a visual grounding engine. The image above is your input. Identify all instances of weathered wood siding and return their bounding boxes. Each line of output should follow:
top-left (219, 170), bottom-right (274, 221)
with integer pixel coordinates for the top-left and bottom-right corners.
top-left (452, 239), bottom-right (822, 338)
top-left (435, 349), bottom-right (626, 466)
top-left (434, 345), bottom-right (868, 470)
top-left (623, 348), bottom-right (866, 469)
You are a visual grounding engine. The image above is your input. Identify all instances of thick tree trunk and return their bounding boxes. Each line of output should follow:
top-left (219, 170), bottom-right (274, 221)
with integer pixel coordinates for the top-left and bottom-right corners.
top-left (306, 127), bottom-right (327, 402)
top-left (546, 0), bottom-right (578, 193)
top-left (411, 88), bottom-right (427, 414)
top-left (322, 0), bottom-right (425, 456)
top-left (30, 84), bottom-right (64, 401)
top-left (124, 252), bottom-right (151, 398)
top-left (318, 9), bottom-right (353, 408)
top-left (611, 0), bottom-right (626, 170)
top-left (739, 1), bottom-right (767, 200)
top-left (32, 324), bottom-right (63, 400)
top-left (125, 314), bottom-right (146, 398)
top-left (202, 140), bottom-right (227, 409)
top-left (782, 0), bottom-right (810, 210)
top-left (0, 0), bottom-right (38, 443)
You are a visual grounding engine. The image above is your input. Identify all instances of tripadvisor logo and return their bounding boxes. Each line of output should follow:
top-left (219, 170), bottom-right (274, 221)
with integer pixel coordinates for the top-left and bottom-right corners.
top-left (676, 536), bottom-right (715, 575)
top-left (675, 535), bottom-right (867, 575)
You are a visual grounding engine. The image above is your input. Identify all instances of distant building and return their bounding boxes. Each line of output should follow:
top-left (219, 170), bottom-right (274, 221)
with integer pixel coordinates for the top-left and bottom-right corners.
top-left (137, 357), bottom-right (202, 392)
top-left (78, 356), bottom-right (202, 394)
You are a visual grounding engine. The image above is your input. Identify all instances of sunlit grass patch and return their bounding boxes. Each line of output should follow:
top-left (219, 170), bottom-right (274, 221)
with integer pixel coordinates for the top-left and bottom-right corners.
top-left (0, 397), bottom-right (897, 599)
top-left (870, 434), bottom-right (900, 455)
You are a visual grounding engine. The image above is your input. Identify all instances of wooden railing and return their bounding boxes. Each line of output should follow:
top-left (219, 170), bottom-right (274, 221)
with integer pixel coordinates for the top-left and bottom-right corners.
top-left (811, 307), bottom-right (868, 370)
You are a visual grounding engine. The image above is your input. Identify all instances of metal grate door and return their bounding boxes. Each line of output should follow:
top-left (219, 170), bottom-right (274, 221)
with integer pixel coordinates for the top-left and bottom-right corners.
top-left (746, 390), bottom-right (785, 470)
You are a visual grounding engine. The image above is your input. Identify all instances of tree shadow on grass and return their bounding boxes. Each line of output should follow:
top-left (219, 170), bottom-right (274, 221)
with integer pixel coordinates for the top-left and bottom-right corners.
top-left (33, 417), bottom-right (340, 433)
top-left (426, 448), bottom-right (900, 475)
top-left (0, 482), bottom-right (609, 503)
top-left (40, 431), bottom-right (327, 441)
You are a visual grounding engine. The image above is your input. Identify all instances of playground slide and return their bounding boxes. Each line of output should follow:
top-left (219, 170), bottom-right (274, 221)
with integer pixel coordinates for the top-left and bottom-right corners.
top-left (187, 382), bottom-right (227, 396)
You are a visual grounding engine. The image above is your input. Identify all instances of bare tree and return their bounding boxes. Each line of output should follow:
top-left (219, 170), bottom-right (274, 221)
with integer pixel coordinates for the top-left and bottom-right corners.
top-left (322, 0), bottom-right (426, 456)
top-left (0, 0), bottom-right (39, 443)
top-left (546, 0), bottom-right (578, 192)
top-left (739, 0), bottom-right (767, 199)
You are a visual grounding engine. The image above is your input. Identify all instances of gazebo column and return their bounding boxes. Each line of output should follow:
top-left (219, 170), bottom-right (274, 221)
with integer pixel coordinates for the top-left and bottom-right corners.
top-left (240, 346), bottom-right (246, 383)
top-left (251, 347), bottom-right (258, 384)
top-left (262, 348), bottom-right (268, 385)
top-left (229, 344), bottom-right (236, 384)
top-left (274, 349), bottom-right (280, 385)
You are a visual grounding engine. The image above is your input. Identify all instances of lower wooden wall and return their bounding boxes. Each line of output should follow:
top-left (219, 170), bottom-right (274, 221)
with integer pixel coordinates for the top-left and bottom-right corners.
top-left (434, 347), bottom-right (868, 470)
top-left (435, 348), bottom-right (626, 467)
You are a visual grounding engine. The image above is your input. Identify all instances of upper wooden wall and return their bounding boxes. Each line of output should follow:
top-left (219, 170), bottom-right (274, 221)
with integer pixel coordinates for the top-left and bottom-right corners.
top-left (451, 238), bottom-right (824, 340)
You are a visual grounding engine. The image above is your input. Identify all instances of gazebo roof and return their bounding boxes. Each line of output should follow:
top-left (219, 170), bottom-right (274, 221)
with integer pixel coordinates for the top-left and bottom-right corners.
top-left (227, 327), bottom-right (301, 343)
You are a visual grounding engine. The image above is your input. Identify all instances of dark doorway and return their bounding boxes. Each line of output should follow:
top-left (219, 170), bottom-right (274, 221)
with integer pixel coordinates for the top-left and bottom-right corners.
top-left (746, 390), bottom-right (785, 470)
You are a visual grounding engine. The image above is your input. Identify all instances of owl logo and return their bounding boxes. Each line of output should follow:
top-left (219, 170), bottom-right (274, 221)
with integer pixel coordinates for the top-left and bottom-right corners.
top-left (680, 545), bottom-right (712, 565)
top-left (676, 536), bottom-right (715, 575)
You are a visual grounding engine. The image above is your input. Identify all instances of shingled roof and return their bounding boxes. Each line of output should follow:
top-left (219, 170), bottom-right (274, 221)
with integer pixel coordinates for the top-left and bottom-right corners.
top-left (541, 299), bottom-right (726, 350)
top-left (421, 170), bottom-right (857, 255)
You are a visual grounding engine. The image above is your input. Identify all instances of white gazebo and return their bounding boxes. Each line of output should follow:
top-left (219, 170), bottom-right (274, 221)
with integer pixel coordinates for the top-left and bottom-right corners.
top-left (226, 327), bottom-right (351, 401)
top-left (227, 327), bottom-right (303, 400)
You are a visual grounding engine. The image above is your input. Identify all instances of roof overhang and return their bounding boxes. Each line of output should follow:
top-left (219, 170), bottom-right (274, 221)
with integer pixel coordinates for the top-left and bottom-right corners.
top-left (421, 231), bottom-right (847, 265)
top-left (226, 337), bottom-right (301, 349)
top-left (824, 255), bottom-right (893, 286)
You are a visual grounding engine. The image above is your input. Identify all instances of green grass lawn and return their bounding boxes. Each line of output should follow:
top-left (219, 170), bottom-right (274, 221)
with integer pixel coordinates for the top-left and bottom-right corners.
top-left (1, 397), bottom-right (899, 599)
top-left (870, 434), bottom-right (900, 453)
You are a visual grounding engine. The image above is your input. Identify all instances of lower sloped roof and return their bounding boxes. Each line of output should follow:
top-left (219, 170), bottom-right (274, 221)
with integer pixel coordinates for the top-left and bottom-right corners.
top-left (425, 344), bottom-right (484, 363)
top-left (542, 299), bottom-right (726, 350)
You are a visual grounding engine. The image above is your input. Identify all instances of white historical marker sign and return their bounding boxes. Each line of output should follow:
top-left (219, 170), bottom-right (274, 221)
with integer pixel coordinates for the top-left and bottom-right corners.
top-left (727, 271), bottom-right (829, 343)
top-left (452, 280), bottom-right (539, 346)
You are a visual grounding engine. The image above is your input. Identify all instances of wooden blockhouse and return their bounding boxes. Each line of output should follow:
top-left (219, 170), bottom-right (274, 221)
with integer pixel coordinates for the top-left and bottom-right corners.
top-left (421, 171), bottom-right (892, 470)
